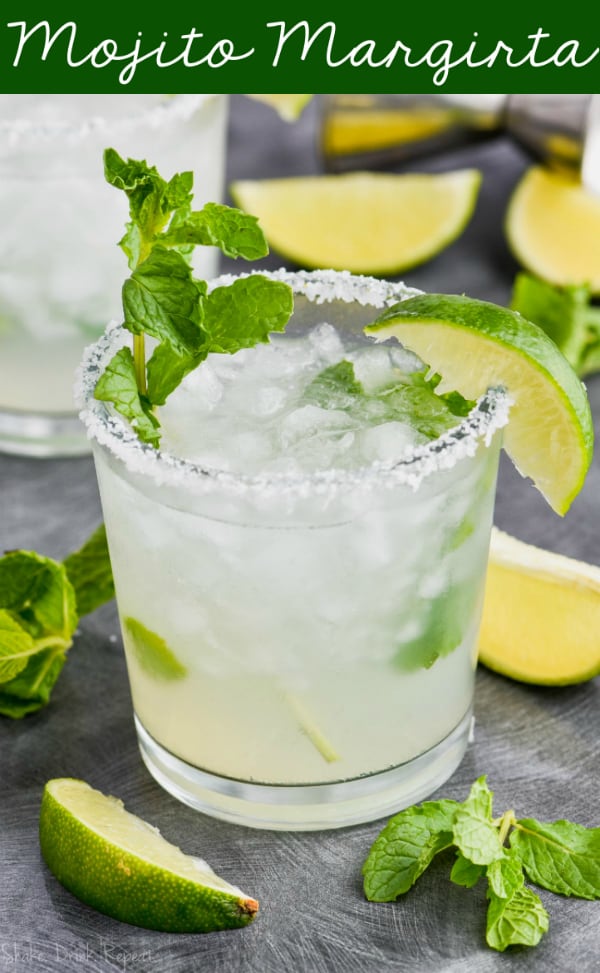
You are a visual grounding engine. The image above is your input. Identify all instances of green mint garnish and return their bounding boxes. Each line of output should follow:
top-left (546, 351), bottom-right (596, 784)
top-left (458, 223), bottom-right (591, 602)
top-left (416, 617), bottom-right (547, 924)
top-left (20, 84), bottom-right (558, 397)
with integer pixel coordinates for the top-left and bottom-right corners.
top-left (363, 775), bottom-right (600, 952)
top-left (510, 818), bottom-right (600, 900)
top-left (0, 527), bottom-right (114, 718)
top-left (97, 149), bottom-right (294, 445)
top-left (303, 359), bottom-right (475, 441)
top-left (511, 272), bottom-right (600, 378)
top-left (362, 799), bottom-right (459, 901)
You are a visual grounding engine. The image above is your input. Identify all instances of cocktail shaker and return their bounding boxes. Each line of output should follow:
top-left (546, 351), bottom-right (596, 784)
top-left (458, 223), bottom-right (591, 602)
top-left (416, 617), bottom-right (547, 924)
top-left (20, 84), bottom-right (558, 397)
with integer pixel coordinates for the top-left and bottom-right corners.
top-left (320, 94), bottom-right (600, 194)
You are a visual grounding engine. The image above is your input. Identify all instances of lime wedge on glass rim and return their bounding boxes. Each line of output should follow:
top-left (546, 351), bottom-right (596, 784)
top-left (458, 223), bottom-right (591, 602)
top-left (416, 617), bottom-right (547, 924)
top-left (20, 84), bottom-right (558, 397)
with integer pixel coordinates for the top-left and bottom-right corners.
top-left (39, 778), bottom-right (259, 932)
top-left (365, 294), bottom-right (594, 515)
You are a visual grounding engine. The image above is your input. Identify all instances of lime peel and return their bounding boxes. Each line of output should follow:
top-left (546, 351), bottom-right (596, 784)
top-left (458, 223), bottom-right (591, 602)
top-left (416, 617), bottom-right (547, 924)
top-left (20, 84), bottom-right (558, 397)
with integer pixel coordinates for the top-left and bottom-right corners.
top-left (365, 293), bottom-right (593, 515)
top-left (39, 778), bottom-right (259, 933)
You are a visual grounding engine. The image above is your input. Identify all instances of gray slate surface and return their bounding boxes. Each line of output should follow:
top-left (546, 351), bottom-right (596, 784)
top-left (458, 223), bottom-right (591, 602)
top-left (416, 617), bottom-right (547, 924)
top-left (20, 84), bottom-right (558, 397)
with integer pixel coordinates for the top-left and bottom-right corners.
top-left (0, 95), bottom-right (599, 973)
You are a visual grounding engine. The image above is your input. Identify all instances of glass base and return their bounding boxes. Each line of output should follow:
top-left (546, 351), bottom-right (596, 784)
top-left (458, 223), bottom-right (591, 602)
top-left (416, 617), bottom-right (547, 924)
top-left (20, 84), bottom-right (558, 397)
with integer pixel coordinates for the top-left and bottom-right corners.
top-left (0, 408), bottom-right (90, 457)
top-left (135, 709), bottom-right (473, 831)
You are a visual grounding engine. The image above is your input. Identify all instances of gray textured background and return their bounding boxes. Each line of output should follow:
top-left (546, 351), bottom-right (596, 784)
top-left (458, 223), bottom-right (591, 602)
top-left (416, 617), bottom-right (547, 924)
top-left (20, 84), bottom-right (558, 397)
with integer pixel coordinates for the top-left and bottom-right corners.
top-left (0, 95), bottom-right (599, 973)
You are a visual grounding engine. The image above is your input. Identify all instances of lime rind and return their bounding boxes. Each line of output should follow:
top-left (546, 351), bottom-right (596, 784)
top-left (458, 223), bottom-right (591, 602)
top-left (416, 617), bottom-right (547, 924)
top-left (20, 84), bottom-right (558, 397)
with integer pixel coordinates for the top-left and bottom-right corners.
top-left (366, 293), bottom-right (594, 515)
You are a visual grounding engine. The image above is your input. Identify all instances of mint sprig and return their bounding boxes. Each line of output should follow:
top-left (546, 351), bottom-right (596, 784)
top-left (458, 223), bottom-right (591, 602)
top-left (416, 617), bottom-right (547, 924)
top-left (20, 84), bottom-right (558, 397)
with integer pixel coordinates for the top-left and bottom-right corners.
top-left (363, 776), bottom-right (600, 952)
top-left (97, 149), bottom-right (294, 445)
top-left (511, 272), bottom-right (600, 378)
top-left (0, 526), bottom-right (115, 718)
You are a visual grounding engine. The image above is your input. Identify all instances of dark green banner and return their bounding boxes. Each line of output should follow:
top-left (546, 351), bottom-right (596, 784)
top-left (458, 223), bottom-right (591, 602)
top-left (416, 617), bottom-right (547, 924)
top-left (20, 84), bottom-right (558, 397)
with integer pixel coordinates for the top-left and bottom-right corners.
top-left (1, 1), bottom-right (598, 92)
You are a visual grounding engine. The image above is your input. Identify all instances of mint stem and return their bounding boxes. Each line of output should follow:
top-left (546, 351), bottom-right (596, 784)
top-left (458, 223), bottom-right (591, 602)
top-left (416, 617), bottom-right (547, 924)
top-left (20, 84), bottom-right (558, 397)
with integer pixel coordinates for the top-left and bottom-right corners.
top-left (497, 809), bottom-right (517, 846)
top-left (283, 691), bottom-right (341, 764)
top-left (134, 334), bottom-right (147, 395)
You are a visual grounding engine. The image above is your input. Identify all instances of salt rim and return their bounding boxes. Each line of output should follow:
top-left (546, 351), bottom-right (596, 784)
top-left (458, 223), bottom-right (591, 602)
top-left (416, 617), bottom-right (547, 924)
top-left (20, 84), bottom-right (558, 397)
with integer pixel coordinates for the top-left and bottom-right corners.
top-left (0, 94), bottom-right (219, 146)
top-left (76, 268), bottom-right (511, 498)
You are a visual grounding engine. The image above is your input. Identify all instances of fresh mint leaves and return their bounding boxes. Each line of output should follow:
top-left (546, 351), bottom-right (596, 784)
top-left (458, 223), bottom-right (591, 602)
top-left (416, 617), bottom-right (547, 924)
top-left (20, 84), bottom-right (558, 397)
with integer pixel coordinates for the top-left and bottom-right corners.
top-left (303, 359), bottom-right (474, 440)
top-left (511, 272), bottom-right (600, 377)
top-left (0, 526), bottom-right (114, 718)
top-left (98, 149), bottom-right (294, 445)
top-left (362, 776), bottom-right (600, 952)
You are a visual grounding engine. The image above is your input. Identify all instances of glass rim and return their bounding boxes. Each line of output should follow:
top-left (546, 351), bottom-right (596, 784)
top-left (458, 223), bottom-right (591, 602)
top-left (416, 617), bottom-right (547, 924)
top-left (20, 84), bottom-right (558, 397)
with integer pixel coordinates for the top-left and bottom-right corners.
top-left (0, 94), bottom-right (220, 142)
top-left (76, 268), bottom-right (511, 498)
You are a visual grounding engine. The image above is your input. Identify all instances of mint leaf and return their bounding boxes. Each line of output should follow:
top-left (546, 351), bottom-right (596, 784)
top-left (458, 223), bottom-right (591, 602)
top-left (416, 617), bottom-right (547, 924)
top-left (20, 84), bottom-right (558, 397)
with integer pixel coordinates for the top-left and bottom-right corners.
top-left (146, 343), bottom-right (203, 406)
top-left (160, 204), bottom-right (269, 260)
top-left (511, 272), bottom-right (600, 377)
top-left (0, 526), bottom-right (114, 718)
top-left (95, 347), bottom-right (161, 446)
top-left (362, 799), bottom-right (459, 901)
top-left (0, 648), bottom-right (67, 718)
top-left (0, 611), bottom-right (35, 681)
top-left (394, 581), bottom-right (477, 671)
top-left (104, 150), bottom-right (187, 269)
top-left (511, 818), bottom-right (600, 900)
top-left (63, 524), bottom-right (114, 617)
top-left (487, 849), bottom-right (525, 899)
top-left (0, 551), bottom-right (76, 640)
top-left (123, 617), bottom-right (187, 680)
top-left (486, 884), bottom-right (549, 951)
top-left (123, 247), bottom-right (205, 356)
top-left (450, 852), bottom-right (486, 888)
top-left (202, 275), bottom-right (294, 354)
top-left (102, 149), bottom-right (294, 446)
top-left (452, 777), bottom-right (504, 866)
top-left (304, 360), bottom-right (364, 409)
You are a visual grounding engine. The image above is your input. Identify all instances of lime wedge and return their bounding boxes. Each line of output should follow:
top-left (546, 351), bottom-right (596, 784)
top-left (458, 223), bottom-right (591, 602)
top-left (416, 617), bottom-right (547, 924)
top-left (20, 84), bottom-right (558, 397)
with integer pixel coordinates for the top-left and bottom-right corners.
top-left (230, 170), bottom-right (481, 276)
top-left (39, 778), bottom-right (259, 932)
top-left (505, 166), bottom-right (600, 293)
top-left (480, 528), bottom-right (600, 684)
top-left (365, 294), bottom-right (593, 514)
top-left (244, 94), bottom-right (312, 121)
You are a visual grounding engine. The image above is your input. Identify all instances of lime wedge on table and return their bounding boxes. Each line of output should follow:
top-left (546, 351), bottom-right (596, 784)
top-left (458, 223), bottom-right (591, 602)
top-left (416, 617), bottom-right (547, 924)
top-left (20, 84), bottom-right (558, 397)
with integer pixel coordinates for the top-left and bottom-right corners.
top-left (39, 778), bottom-right (258, 932)
top-left (506, 166), bottom-right (600, 293)
top-left (481, 528), bottom-right (600, 684)
top-left (365, 294), bottom-right (593, 515)
top-left (230, 170), bottom-right (480, 275)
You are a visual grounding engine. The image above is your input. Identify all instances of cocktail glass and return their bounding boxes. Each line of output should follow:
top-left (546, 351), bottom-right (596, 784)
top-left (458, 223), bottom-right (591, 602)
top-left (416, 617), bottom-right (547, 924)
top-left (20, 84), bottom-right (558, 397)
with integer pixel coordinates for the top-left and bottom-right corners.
top-left (0, 94), bottom-right (228, 457)
top-left (77, 269), bottom-right (508, 830)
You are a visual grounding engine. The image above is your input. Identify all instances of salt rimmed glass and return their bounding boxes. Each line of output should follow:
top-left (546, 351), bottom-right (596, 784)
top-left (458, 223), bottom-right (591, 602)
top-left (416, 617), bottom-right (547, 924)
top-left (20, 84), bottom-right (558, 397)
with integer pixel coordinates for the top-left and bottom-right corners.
top-left (78, 269), bottom-right (509, 830)
top-left (0, 94), bottom-right (228, 457)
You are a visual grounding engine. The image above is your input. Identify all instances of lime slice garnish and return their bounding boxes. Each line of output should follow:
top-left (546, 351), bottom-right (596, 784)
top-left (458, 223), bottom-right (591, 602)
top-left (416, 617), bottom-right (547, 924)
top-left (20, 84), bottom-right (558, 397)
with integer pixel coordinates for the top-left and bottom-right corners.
top-left (365, 293), bottom-right (593, 514)
top-left (39, 778), bottom-right (259, 932)
top-left (505, 166), bottom-right (600, 293)
top-left (480, 528), bottom-right (600, 685)
top-left (230, 170), bottom-right (481, 276)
